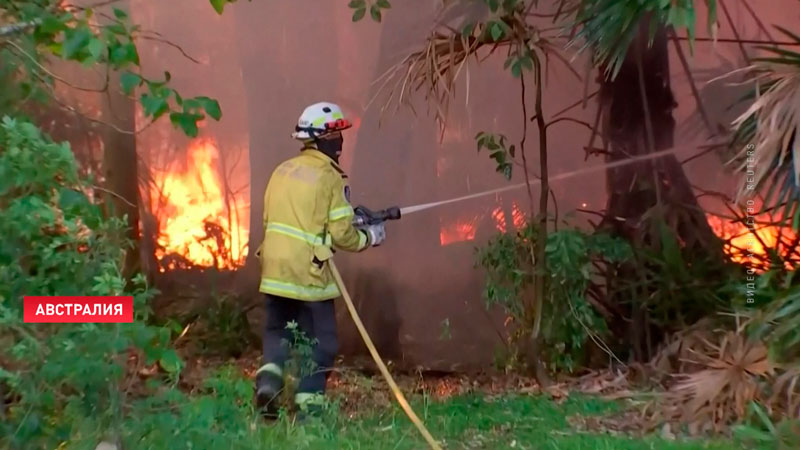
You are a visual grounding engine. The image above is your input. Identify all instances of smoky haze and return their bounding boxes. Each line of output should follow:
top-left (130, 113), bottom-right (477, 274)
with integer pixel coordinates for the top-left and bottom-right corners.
top-left (122, 0), bottom-right (799, 370)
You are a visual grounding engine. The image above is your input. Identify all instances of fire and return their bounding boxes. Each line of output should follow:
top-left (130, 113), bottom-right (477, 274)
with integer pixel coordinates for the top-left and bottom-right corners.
top-left (492, 201), bottom-right (527, 233)
top-left (439, 201), bottom-right (528, 246)
top-left (440, 215), bottom-right (479, 246)
top-left (149, 138), bottom-right (248, 271)
top-left (706, 212), bottom-right (797, 272)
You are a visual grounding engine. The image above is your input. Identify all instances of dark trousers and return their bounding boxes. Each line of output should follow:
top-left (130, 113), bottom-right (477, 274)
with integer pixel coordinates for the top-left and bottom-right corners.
top-left (260, 294), bottom-right (338, 395)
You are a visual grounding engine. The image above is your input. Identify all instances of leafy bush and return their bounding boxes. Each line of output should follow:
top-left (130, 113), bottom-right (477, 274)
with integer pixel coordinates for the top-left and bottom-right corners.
top-left (0, 118), bottom-right (345, 448)
top-left (734, 402), bottom-right (800, 449)
top-left (476, 224), bottom-right (631, 372)
top-left (0, 117), bottom-right (181, 448)
top-left (744, 269), bottom-right (800, 363)
top-left (178, 293), bottom-right (259, 358)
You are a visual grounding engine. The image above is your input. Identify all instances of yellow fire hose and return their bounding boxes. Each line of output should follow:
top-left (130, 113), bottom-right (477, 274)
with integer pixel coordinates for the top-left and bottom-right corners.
top-left (329, 260), bottom-right (442, 450)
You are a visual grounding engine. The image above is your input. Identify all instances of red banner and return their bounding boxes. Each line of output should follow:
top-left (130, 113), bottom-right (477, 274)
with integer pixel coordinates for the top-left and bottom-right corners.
top-left (23, 296), bottom-right (133, 323)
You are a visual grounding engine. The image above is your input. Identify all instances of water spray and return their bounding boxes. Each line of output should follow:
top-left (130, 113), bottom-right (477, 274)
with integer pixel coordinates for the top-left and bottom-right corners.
top-left (353, 147), bottom-right (683, 226)
top-left (399, 147), bottom-right (680, 216)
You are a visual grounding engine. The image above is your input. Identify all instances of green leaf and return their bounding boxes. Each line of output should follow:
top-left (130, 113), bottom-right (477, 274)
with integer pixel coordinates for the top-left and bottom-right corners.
top-left (140, 94), bottom-right (169, 119)
top-left (195, 96), bottom-right (222, 120)
top-left (113, 7), bottom-right (128, 19)
top-left (158, 349), bottom-right (183, 374)
top-left (348, 0), bottom-right (366, 8)
top-left (461, 23), bottom-right (475, 38)
top-left (521, 56), bottom-right (534, 71)
top-left (38, 16), bottom-right (67, 35)
top-left (110, 42), bottom-right (140, 67)
top-left (170, 112), bottom-right (203, 137)
top-left (490, 22), bottom-right (504, 41)
top-left (370, 4), bottom-right (382, 22)
top-left (210, 0), bottom-right (226, 14)
top-left (106, 23), bottom-right (127, 35)
top-left (667, 6), bottom-right (688, 28)
top-left (377, 0), bottom-right (391, 8)
top-left (750, 402), bottom-right (777, 434)
top-left (182, 98), bottom-right (200, 110)
top-left (352, 7), bottom-right (366, 22)
top-left (490, 148), bottom-right (505, 160)
top-left (87, 38), bottom-right (105, 62)
top-left (119, 72), bottom-right (141, 95)
top-left (511, 60), bottom-right (522, 78)
top-left (63, 27), bottom-right (92, 59)
top-left (58, 188), bottom-right (90, 212)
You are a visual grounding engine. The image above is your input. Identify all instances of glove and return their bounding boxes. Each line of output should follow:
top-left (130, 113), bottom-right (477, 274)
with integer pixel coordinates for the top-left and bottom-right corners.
top-left (362, 223), bottom-right (386, 247)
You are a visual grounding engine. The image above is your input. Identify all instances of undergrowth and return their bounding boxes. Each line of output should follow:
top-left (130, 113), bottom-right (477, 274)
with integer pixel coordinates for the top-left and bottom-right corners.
top-left (477, 223), bottom-right (630, 372)
top-left (0, 117), bottom-right (765, 448)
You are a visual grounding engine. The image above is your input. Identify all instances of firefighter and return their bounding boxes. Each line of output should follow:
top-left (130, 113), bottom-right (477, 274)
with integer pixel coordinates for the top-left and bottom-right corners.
top-left (254, 102), bottom-right (386, 418)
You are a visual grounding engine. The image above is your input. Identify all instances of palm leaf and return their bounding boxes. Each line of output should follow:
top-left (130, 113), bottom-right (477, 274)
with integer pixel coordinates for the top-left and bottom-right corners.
top-left (729, 28), bottom-right (800, 220)
top-left (569, 0), bottom-right (715, 79)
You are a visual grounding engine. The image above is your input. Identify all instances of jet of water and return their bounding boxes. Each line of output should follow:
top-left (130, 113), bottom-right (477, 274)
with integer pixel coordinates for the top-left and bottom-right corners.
top-left (399, 147), bottom-right (681, 216)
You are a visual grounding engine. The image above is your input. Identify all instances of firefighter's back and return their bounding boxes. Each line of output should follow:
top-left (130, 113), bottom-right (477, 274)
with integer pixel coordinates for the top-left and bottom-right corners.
top-left (258, 150), bottom-right (340, 301)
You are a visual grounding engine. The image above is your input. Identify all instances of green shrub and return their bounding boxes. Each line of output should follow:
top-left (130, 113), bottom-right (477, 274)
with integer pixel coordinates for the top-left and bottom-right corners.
top-left (0, 117), bottom-right (180, 448)
top-left (476, 223), bottom-right (630, 372)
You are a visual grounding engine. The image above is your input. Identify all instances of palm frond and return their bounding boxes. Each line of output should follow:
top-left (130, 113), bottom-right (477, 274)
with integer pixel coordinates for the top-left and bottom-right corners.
top-left (370, 1), bottom-right (570, 130)
top-left (729, 27), bottom-right (800, 216)
top-left (568, 0), bottom-right (716, 79)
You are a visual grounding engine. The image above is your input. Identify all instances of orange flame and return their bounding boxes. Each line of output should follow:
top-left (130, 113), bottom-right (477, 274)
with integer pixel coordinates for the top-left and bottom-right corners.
top-left (439, 201), bottom-right (528, 246)
top-left (440, 215), bottom-right (478, 246)
top-left (150, 139), bottom-right (248, 271)
top-left (491, 201), bottom-right (527, 234)
top-left (706, 211), bottom-right (796, 272)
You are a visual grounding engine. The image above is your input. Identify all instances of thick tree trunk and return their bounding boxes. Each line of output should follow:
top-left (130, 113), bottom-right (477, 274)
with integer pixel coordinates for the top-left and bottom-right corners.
top-left (598, 21), bottom-right (720, 361)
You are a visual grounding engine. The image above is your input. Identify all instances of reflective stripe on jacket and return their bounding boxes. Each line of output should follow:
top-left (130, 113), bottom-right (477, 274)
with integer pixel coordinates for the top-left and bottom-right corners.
top-left (258, 148), bottom-right (368, 301)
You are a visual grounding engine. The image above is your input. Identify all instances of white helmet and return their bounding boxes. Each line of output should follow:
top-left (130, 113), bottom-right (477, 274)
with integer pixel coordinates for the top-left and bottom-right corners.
top-left (291, 102), bottom-right (353, 140)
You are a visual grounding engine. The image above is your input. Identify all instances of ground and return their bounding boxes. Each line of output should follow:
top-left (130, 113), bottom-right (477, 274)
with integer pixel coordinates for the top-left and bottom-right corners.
top-left (172, 352), bottom-right (740, 450)
top-left (251, 381), bottom-right (736, 449)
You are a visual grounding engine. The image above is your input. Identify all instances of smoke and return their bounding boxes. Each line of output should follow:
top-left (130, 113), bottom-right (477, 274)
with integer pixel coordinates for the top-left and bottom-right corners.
top-left (121, 0), bottom-right (799, 369)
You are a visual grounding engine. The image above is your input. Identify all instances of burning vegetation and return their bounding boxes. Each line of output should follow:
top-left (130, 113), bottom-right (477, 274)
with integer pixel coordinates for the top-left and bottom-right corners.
top-left (147, 138), bottom-right (248, 272)
top-left (439, 201), bottom-right (527, 246)
top-left (705, 205), bottom-right (799, 272)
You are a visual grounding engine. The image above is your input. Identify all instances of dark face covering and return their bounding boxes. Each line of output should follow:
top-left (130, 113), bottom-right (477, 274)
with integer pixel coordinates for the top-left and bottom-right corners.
top-left (315, 135), bottom-right (344, 163)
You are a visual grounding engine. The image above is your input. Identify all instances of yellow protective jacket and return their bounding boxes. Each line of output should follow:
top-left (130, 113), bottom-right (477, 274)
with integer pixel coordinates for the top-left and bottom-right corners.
top-left (257, 148), bottom-right (369, 301)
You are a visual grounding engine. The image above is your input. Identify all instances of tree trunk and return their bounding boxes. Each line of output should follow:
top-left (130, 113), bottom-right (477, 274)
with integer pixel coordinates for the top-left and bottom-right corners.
top-left (101, 69), bottom-right (140, 280)
top-left (597, 21), bottom-right (720, 361)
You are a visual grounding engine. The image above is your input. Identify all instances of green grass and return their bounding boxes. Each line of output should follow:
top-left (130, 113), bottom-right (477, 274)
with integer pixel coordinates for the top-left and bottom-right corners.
top-left (250, 394), bottom-right (736, 450)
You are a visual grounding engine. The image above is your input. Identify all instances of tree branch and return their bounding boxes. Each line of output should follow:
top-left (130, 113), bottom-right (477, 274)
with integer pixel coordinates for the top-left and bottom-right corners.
top-left (4, 40), bottom-right (109, 93)
top-left (544, 116), bottom-right (597, 133)
top-left (137, 35), bottom-right (204, 65)
top-left (673, 36), bottom-right (800, 46)
top-left (669, 28), bottom-right (715, 136)
top-left (0, 20), bottom-right (41, 38)
top-left (719, 0), bottom-right (750, 64)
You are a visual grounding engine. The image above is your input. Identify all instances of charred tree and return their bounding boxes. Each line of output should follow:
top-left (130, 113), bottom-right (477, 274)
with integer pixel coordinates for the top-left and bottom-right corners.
top-left (597, 21), bottom-right (722, 361)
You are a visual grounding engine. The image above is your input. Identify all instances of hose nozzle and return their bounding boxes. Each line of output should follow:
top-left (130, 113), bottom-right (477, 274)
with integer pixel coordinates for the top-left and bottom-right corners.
top-left (353, 205), bottom-right (401, 227)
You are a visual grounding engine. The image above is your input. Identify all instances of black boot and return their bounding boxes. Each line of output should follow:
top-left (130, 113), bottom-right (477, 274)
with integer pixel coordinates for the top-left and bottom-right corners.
top-left (255, 371), bottom-right (283, 419)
